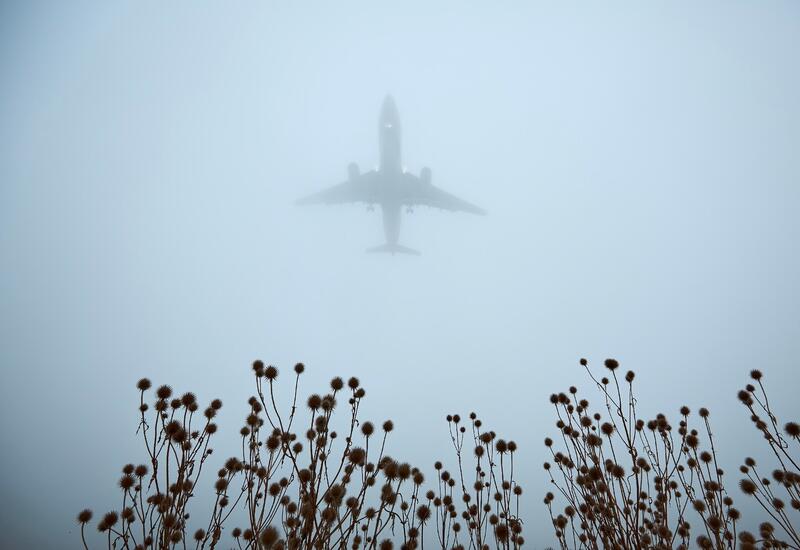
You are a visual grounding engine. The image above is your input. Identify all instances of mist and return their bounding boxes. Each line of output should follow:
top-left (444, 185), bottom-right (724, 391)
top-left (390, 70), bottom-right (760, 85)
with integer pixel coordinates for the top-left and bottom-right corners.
top-left (1, 1), bottom-right (799, 547)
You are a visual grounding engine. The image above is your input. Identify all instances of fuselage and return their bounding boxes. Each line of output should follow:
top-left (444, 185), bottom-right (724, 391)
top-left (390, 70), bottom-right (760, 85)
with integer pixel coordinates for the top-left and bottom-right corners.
top-left (377, 96), bottom-right (403, 245)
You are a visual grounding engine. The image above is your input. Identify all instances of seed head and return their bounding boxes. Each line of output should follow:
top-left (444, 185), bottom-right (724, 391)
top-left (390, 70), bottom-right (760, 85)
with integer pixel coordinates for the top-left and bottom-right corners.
top-left (307, 394), bottom-right (322, 410)
top-left (156, 385), bottom-right (172, 400)
top-left (625, 370), bottom-right (635, 382)
top-left (260, 526), bottom-right (279, 547)
top-left (416, 505), bottom-right (431, 524)
top-left (103, 511), bottom-right (119, 527)
top-left (739, 479), bottom-right (757, 495)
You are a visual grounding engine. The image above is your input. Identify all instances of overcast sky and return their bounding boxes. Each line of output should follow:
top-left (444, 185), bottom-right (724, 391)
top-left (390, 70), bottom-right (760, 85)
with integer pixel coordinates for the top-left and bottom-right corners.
top-left (1, 1), bottom-right (799, 547)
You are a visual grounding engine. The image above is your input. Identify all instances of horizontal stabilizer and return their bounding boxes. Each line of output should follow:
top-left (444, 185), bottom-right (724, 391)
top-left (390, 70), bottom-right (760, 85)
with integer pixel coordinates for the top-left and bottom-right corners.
top-left (366, 243), bottom-right (421, 256)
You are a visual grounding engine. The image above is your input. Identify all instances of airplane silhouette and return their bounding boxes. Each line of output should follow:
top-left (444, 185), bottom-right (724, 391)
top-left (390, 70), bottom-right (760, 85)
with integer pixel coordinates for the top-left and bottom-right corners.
top-left (296, 96), bottom-right (486, 255)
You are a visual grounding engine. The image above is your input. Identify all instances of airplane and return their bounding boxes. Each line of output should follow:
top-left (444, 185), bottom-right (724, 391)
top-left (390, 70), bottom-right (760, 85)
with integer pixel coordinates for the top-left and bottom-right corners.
top-left (296, 95), bottom-right (486, 255)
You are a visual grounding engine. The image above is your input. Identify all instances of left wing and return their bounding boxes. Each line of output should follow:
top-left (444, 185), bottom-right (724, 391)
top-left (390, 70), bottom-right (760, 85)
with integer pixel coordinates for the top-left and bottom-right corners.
top-left (399, 172), bottom-right (487, 215)
top-left (296, 170), bottom-right (381, 205)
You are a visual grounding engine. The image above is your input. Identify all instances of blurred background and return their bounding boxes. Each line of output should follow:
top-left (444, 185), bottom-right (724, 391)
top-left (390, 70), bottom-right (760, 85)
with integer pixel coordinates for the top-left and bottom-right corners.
top-left (1, 1), bottom-right (798, 547)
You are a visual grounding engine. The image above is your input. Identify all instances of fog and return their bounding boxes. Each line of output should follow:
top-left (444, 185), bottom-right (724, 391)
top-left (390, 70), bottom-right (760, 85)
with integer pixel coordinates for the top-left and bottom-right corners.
top-left (1, 1), bottom-right (799, 547)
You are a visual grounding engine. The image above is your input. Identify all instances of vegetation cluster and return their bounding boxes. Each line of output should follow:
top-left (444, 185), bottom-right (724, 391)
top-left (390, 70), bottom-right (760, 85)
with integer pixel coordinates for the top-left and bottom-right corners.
top-left (77, 360), bottom-right (799, 550)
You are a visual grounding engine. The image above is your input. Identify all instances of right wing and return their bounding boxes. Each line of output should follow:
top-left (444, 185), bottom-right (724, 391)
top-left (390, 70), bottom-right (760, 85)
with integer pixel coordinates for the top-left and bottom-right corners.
top-left (296, 171), bottom-right (380, 205)
top-left (400, 173), bottom-right (487, 215)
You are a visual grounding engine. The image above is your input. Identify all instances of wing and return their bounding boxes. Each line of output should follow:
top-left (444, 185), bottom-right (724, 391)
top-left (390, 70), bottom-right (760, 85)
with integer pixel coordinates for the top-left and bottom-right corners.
top-left (400, 173), bottom-right (487, 215)
top-left (296, 171), bottom-right (380, 205)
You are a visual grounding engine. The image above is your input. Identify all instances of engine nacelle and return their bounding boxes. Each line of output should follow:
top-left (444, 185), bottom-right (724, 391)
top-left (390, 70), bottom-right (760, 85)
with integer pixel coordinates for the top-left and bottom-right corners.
top-left (348, 162), bottom-right (360, 182)
top-left (420, 167), bottom-right (432, 185)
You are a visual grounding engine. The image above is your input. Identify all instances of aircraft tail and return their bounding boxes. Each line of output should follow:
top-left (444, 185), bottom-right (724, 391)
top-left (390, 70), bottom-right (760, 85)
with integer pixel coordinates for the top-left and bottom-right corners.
top-left (366, 243), bottom-right (421, 256)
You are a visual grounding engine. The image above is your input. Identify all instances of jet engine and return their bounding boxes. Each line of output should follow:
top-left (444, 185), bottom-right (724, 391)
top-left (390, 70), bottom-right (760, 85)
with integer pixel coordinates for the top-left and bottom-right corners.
top-left (348, 162), bottom-right (360, 182)
top-left (420, 167), bottom-right (431, 185)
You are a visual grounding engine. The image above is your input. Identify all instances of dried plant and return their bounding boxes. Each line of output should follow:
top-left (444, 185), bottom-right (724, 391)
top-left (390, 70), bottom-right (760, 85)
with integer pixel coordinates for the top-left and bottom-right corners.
top-left (433, 413), bottom-right (524, 549)
top-left (77, 361), bottom-right (524, 550)
top-left (735, 370), bottom-right (800, 549)
top-left (543, 359), bottom-right (800, 550)
top-left (78, 356), bottom-right (798, 550)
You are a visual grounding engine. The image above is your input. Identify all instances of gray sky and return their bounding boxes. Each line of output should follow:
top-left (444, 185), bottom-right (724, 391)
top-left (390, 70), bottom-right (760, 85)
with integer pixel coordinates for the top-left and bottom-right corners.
top-left (1, 1), bottom-right (799, 547)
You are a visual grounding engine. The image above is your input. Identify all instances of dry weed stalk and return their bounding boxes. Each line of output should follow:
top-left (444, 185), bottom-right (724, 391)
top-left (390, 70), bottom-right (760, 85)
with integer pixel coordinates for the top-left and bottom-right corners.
top-left (544, 359), bottom-right (799, 550)
top-left (77, 361), bottom-right (524, 550)
top-left (735, 370), bottom-right (800, 549)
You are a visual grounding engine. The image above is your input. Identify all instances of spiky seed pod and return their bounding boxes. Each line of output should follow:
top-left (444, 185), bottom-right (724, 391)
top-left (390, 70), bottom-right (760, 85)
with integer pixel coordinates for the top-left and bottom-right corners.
top-left (77, 509), bottom-right (93, 524)
top-left (625, 370), bottom-right (635, 382)
top-left (102, 512), bottom-right (118, 527)
top-left (307, 394), bottom-right (322, 410)
top-left (156, 385), bottom-right (172, 400)
top-left (604, 358), bottom-right (619, 371)
top-left (119, 475), bottom-right (135, 491)
top-left (416, 505), bottom-right (431, 524)
top-left (264, 365), bottom-right (278, 380)
top-left (294, 362), bottom-right (305, 374)
top-left (740, 479), bottom-right (757, 495)
top-left (180, 392), bottom-right (196, 407)
top-left (360, 421), bottom-right (374, 437)
top-left (382, 420), bottom-right (394, 432)
top-left (321, 395), bottom-right (336, 411)
top-left (137, 378), bottom-right (151, 391)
